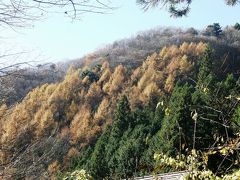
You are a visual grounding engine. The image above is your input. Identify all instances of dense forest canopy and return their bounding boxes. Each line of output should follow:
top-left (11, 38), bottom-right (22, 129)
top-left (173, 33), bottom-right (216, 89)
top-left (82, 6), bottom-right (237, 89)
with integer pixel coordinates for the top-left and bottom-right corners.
top-left (0, 36), bottom-right (240, 178)
top-left (0, 0), bottom-right (240, 179)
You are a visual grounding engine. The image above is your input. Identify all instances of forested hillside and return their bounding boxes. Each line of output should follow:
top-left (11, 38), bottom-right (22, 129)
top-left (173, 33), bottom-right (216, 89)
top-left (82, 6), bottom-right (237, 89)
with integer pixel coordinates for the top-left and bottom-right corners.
top-left (0, 26), bottom-right (238, 109)
top-left (1, 40), bottom-right (240, 179)
top-left (68, 26), bottom-right (240, 69)
top-left (1, 26), bottom-right (240, 107)
top-left (0, 65), bottom-right (64, 106)
top-left (1, 0), bottom-right (240, 178)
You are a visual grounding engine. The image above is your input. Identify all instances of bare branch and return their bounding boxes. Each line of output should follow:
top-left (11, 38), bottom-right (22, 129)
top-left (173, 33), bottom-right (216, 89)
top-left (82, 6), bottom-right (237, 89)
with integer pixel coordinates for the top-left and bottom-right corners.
top-left (0, 0), bottom-right (114, 28)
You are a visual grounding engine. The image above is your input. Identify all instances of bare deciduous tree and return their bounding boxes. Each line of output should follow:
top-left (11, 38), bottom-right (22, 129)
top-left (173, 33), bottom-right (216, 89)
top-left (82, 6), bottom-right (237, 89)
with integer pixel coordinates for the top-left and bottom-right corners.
top-left (0, 0), bottom-right (113, 28)
top-left (0, 51), bottom-right (61, 105)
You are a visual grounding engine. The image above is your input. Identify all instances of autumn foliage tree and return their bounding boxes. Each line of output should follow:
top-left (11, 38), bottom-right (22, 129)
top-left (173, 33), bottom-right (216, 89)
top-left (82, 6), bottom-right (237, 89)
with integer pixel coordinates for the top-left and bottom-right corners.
top-left (1, 42), bottom-right (240, 179)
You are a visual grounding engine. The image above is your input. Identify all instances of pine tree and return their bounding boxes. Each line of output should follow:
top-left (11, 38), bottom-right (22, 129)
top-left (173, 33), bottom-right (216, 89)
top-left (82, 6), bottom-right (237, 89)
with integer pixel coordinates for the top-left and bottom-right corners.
top-left (197, 46), bottom-right (215, 89)
top-left (111, 95), bottom-right (131, 138)
top-left (213, 23), bottom-right (223, 37)
top-left (205, 23), bottom-right (223, 38)
top-left (153, 83), bottom-right (193, 155)
top-left (137, 0), bottom-right (239, 17)
top-left (89, 126), bottom-right (111, 179)
top-left (116, 126), bottom-right (147, 178)
top-left (137, 0), bottom-right (191, 17)
top-left (234, 22), bottom-right (240, 30)
top-left (106, 96), bottom-right (132, 176)
top-left (191, 47), bottom-right (218, 149)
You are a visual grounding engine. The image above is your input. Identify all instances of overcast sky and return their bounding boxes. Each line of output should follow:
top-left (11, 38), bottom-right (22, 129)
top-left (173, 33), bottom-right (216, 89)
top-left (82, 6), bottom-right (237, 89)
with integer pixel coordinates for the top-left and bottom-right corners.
top-left (1, 0), bottom-right (240, 63)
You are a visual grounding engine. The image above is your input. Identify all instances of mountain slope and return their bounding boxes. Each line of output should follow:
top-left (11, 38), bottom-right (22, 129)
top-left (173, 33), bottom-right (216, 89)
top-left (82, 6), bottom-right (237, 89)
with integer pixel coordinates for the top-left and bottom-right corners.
top-left (2, 27), bottom-right (240, 106)
top-left (1, 41), bottom-right (240, 179)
